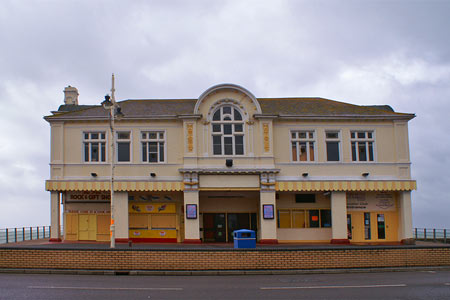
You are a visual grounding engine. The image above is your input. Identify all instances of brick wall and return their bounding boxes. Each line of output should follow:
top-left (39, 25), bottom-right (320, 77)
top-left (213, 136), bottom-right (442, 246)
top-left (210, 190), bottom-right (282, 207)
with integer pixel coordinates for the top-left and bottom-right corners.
top-left (0, 247), bottom-right (449, 271)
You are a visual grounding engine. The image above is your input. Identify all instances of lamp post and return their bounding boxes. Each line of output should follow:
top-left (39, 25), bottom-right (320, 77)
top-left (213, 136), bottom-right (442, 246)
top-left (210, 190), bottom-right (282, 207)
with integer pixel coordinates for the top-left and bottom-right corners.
top-left (101, 75), bottom-right (123, 248)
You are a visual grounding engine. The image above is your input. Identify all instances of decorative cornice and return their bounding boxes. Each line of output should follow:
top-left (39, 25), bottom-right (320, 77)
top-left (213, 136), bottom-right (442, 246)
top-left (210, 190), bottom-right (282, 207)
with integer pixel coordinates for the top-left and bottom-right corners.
top-left (276, 114), bottom-right (415, 121)
top-left (179, 168), bottom-right (280, 175)
top-left (253, 114), bottom-right (279, 119)
top-left (177, 114), bottom-right (202, 120)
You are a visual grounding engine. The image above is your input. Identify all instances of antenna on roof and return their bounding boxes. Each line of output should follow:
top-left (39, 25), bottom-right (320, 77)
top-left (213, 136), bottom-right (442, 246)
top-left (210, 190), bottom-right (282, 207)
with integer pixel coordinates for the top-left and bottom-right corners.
top-left (111, 73), bottom-right (116, 104)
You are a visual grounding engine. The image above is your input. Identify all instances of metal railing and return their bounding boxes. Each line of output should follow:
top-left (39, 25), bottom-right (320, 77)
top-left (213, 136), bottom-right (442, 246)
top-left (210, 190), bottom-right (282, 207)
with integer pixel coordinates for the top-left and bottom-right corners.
top-left (414, 228), bottom-right (449, 243)
top-left (0, 226), bottom-right (52, 244)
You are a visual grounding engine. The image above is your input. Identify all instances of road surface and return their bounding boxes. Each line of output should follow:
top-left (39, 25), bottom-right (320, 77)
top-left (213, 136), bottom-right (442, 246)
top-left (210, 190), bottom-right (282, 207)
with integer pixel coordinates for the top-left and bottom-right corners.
top-left (1, 270), bottom-right (450, 299)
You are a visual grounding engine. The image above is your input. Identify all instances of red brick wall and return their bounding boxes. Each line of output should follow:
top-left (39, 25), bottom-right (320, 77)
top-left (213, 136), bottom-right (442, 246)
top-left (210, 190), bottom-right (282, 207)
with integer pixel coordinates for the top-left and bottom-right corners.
top-left (0, 247), bottom-right (449, 270)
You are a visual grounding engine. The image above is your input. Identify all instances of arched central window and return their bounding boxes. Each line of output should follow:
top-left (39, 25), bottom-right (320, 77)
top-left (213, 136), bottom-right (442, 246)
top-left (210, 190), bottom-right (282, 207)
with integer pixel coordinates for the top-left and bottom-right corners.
top-left (211, 105), bottom-right (244, 155)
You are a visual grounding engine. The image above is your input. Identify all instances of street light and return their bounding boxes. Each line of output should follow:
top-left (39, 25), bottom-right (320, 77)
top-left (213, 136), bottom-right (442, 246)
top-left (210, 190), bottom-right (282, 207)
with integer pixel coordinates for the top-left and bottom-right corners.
top-left (101, 75), bottom-right (123, 248)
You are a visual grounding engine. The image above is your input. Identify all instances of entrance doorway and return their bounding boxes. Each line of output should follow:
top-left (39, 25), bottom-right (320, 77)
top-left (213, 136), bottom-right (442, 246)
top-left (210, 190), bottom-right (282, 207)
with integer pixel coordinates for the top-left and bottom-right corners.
top-left (347, 211), bottom-right (398, 242)
top-left (203, 213), bottom-right (226, 242)
top-left (202, 213), bottom-right (257, 242)
top-left (78, 214), bottom-right (96, 241)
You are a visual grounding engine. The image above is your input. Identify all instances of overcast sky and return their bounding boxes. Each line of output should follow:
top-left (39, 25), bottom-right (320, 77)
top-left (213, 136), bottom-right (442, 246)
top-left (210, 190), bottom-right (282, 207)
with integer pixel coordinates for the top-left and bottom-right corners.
top-left (0, 0), bottom-right (449, 229)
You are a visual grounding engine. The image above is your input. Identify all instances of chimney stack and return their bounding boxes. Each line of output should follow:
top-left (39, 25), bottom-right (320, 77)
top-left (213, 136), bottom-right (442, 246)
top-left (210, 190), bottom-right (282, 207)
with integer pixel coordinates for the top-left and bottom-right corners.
top-left (64, 86), bottom-right (79, 105)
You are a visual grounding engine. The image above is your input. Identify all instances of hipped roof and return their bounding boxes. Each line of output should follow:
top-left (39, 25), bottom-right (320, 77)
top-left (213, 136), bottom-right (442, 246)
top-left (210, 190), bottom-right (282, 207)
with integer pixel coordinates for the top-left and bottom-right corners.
top-left (45, 97), bottom-right (414, 121)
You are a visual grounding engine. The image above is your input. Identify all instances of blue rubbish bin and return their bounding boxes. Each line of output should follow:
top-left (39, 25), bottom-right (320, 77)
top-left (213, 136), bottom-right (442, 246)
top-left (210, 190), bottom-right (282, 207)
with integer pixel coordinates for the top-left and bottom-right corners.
top-left (233, 229), bottom-right (256, 248)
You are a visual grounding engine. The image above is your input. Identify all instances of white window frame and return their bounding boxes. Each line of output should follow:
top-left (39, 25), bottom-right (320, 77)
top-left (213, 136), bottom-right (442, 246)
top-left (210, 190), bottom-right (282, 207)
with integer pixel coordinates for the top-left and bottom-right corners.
top-left (325, 130), bottom-right (342, 162)
top-left (141, 131), bottom-right (166, 163)
top-left (290, 130), bottom-right (316, 162)
top-left (116, 131), bottom-right (132, 163)
top-left (211, 105), bottom-right (245, 156)
top-left (350, 130), bottom-right (376, 162)
top-left (83, 131), bottom-right (107, 163)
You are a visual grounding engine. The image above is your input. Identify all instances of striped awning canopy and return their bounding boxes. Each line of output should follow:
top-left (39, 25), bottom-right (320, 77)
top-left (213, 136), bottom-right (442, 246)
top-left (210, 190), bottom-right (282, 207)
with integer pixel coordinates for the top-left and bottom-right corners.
top-left (276, 180), bottom-right (416, 192)
top-left (46, 180), bottom-right (416, 192)
top-left (46, 181), bottom-right (184, 192)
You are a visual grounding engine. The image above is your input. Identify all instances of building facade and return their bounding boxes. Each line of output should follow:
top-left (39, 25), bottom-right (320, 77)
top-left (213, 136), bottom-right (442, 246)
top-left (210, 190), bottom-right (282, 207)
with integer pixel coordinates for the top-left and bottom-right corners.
top-left (45, 83), bottom-right (416, 244)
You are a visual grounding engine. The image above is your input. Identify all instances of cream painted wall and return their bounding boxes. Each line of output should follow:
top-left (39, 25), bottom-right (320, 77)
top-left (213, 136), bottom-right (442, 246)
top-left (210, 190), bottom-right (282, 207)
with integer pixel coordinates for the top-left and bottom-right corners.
top-left (398, 191), bottom-right (413, 240)
top-left (394, 121), bottom-right (411, 163)
top-left (57, 120), bottom-right (184, 179)
top-left (272, 120), bottom-right (411, 179)
top-left (199, 175), bottom-right (259, 188)
top-left (272, 120), bottom-right (391, 163)
top-left (200, 197), bottom-right (258, 212)
top-left (50, 192), bottom-right (60, 240)
top-left (61, 120), bottom-right (183, 164)
top-left (50, 123), bottom-right (63, 163)
top-left (276, 162), bottom-right (410, 179)
top-left (259, 191), bottom-right (277, 240)
top-left (183, 191), bottom-right (200, 240)
top-left (331, 192), bottom-right (348, 240)
top-left (277, 192), bottom-right (331, 209)
top-left (52, 108), bottom-right (412, 181)
top-left (65, 202), bottom-right (110, 212)
top-left (114, 192), bottom-right (129, 239)
top-left (277, 228), bottom-right (332, 242)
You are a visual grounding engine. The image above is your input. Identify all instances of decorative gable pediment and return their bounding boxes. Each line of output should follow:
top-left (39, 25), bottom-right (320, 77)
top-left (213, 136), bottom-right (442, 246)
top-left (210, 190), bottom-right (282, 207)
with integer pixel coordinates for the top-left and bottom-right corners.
top-left (194, 83), bottom-right (262, 119)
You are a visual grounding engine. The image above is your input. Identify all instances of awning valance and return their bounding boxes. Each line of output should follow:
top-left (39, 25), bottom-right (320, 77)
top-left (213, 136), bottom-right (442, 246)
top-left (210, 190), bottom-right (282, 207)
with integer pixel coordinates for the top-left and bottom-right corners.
top-left (46, 180), bottom-right (416, 192)
top-left (276, 180), bottom-right (416, 192)
top-left (46, 181), bottom-right (184, 192)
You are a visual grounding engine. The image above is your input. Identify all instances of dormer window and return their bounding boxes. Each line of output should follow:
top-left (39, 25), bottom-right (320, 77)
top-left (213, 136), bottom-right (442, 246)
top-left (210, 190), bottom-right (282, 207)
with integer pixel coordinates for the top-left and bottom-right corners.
top-left (211, 106), bottom-right (244, 155)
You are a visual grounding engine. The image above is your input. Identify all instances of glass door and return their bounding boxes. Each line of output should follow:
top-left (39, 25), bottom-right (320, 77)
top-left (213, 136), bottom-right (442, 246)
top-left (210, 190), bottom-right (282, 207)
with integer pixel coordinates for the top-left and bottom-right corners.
top-left (377, 214), bottom-right (386, 239)
top-left (214, 213), bottom-right (226, 242)
top-left (227, 213), bottom-right (251, 242)
top-left (364, 212), bottom-right (371, 240)
top-left (203, 213), bottom-right (215, 242)
top-left (203, 213), bottom-right (226, 242)
top-left (347, 214), bottom-right (352, 240)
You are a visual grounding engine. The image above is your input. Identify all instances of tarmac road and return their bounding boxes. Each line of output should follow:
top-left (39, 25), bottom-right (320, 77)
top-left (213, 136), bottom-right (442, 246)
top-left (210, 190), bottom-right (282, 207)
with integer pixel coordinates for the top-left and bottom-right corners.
top-left (1, 270), bottom-right (450, 300)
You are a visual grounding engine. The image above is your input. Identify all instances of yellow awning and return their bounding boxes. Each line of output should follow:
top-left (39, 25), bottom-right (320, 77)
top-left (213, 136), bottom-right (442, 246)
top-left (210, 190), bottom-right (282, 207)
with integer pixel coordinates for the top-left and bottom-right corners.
top-left (45, 181), bottom-right (184, 192)
top-left (46, 180), bottom-right (416, 192)
top-left (276, 180), bottom-right (416, 192)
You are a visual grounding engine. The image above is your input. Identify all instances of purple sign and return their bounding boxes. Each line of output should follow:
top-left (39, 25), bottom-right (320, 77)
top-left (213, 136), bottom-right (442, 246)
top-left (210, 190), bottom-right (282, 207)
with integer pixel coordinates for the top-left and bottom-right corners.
top-left (186, 204), bottom-right (197, 219)
top-left (263, 204), bottom-right (274, 219)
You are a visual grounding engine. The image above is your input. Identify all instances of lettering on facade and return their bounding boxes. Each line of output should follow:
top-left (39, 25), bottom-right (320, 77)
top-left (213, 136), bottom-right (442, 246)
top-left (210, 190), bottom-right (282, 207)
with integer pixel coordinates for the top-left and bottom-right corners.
top-left (346, 192), bottom-right (368, 210)
top-left (68, 191), bottom-right (110, 201)
top-left (129, 202), bottom-right (176, 214)
top-left (130, 195), bottom-right (174, 202)
top-left (187, 123), bottom-right (194, 152)
top-left (263, 123), bottom-right (270, 152)
top-left (347, 192), bottom-right (395, 211)
top-left (375, 192), bottom-right (395, 210)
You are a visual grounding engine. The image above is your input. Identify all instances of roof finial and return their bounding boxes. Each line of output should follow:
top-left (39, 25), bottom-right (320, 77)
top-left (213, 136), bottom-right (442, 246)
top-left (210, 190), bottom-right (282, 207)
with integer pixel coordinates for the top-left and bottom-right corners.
top-left (110, 73), bottom-right (116, 104)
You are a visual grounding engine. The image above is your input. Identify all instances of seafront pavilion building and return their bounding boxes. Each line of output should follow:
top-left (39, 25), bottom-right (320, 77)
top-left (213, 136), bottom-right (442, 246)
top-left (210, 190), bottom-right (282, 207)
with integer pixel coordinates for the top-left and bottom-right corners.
top-left (45, 83), bottom-right (416, 244)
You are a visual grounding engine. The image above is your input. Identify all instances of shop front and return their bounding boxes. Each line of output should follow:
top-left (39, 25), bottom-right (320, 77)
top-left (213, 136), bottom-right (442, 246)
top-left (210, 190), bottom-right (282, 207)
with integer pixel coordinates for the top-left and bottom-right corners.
top-left (128, 192), bottom-right (183, 243)
top-left (276, 192), bottom-right (333, 243)
top-left (53, 184), bottom-right (184, 243)
top-left (63, 191), bottom-right (111, 242)
top-left (346, 192), bottom-right (399, 243)
top-left (199, 191), bottom-right (259, 242)
top-left (49, 179), bottom-right (415, 244)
